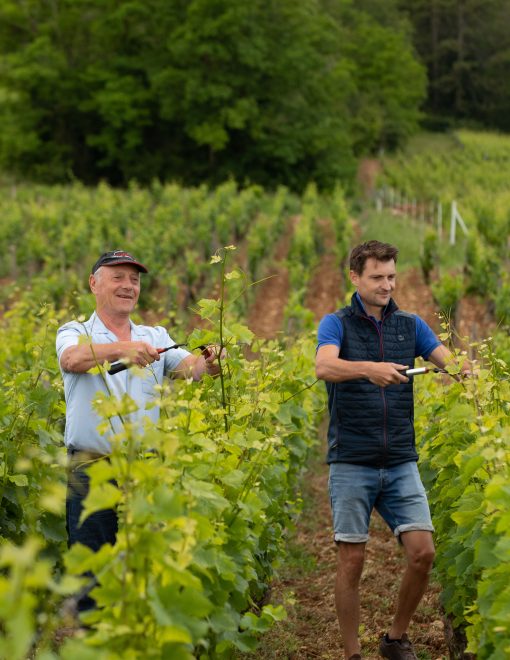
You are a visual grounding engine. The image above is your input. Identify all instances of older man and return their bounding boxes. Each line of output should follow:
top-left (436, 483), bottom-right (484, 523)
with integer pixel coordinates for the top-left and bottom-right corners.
top-left (56, 250), bottom-right (220, 610)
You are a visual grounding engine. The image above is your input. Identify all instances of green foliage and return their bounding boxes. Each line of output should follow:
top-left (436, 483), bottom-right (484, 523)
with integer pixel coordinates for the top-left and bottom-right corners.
top-left (342, 7), bottom-right (426, 153)
top-left (431, 272), bottom-right (464, 318)
top-left (419, 228), bottom-right (438, 284)
top-left (284, 183), bottom-right (351, 335)
top-left (0, 181), bottom-right (298, 316)
top-left (0, 179), bottom-right (351, 337)
top-left (378, 129), bottom-right (510, 324)
top-left (328, 185), bottom-right (352, 264)
top-left (245, 186), bottom-right (297, 283)
top-left (400, 0), bottom-right (510, 131)
top-left (0, 538), bottom-right (81, 660)
top-left (0, 246), bottom-right (324, 657)
top-left (415, 337), bottom-right (510, 657)
top-left (465, 235), bottom-right (500, 298)
top-left (0, 0), bottom-right (424, 189)
top-left (494, 272), bottom-right (510, 325)
top-left (288, 184), bottom-right (320, 280)
top-left (0, 302), bottom-right (67, 550)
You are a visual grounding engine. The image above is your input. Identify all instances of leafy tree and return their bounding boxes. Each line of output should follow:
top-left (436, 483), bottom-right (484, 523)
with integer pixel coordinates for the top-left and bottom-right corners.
top-left (399, 0), bottom-right (510, 130)
top-left (0, 0), bottom-right (425, 188)
top-left (151, 0), bottom-right (357, 190)
top-left (340, 7), bottom-right (427, 153)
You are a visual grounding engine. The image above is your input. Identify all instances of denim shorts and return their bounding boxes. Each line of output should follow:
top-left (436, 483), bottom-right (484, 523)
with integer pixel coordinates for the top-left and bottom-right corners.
top-left (328, 461), bottom-right (434, 543)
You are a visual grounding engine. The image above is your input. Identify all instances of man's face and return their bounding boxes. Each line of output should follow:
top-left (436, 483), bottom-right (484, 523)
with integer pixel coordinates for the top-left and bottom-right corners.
top-left (89, 264), bottom-right (141, 316)
top-left (350, 258), bottom-right (396, 311)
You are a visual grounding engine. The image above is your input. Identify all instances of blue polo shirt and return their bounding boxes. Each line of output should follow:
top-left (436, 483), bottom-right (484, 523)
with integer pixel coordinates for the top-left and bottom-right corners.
top-left (317, 294), bottom-right (440, 360)
top-left (56, 312), bottom-right (191, 454)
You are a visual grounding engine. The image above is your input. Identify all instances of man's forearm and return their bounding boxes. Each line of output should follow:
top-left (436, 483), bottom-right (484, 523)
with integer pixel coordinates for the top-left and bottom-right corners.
top-left (60, 339), bottom-right (162, 374)
top-left (428, 344), bottom-right (471, 375)
top-left (315, 345), bottom-right (409, 387)
top-left (316, 358), bottom-right (374, 383)
top-left (60, 343), bottom-right (128, 373)
top-left (171, 354), bottom-right (218, 381)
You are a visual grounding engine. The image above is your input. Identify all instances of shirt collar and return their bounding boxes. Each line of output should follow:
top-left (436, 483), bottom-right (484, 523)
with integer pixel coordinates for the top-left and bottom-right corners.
top-left (88, 311), bottom-right (148, 338)
top-left (355, 292), bottom-right (387, 324)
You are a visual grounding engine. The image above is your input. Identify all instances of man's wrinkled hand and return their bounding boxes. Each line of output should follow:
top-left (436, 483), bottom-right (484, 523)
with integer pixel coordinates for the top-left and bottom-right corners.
top-left (122, 341), bottom-right (160, 368)
top-left (202, 344), bottom-right (226, 376)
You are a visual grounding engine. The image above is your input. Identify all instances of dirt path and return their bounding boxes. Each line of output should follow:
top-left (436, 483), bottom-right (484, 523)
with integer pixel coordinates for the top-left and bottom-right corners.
top-left (251, 438), bottom-right (447, 659)
top-left (247, 217), bottom-right (296, 339)
top-left (305, 218), bottom-right (344, 323)
top-left (247, 216), bottom-right (345, 338)
top-left (392, 268), bottom-right (441, 333)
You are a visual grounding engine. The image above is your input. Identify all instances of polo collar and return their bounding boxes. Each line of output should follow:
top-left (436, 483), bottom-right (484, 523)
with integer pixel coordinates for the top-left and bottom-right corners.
top-left (352, 292), bottom-right (398, 321)
top-left (87, 311), bottom-right (149, 339)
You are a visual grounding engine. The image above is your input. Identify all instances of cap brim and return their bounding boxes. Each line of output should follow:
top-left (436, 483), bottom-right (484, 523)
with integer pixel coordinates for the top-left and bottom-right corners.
top-left (101, 259), bottom-right (148, 273)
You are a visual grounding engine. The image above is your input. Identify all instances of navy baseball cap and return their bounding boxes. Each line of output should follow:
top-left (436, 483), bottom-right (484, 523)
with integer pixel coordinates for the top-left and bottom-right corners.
top-left (91, 250), bottom-right (148, 274)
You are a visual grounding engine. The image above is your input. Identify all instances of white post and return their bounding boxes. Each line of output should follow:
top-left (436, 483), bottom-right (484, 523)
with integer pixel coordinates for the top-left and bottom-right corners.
top-left (450, 201), bottom-right (456, 244)
top-left (455, 205), bottom-right (469, 236)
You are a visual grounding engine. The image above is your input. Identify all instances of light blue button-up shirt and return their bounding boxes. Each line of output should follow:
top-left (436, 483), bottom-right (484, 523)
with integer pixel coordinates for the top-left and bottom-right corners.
top-left (56, 312), bottom-right (191, 454)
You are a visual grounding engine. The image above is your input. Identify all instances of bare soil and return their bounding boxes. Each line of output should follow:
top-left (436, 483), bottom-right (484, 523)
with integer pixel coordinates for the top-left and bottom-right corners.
top-left (305, 219), bottom-right (344, 323)
top-left (456, 295), bottom-right (497, 344)
top-left (247, 217), bottom-right (297, 339)
top-left (250, 441), bottom-right (447, 659)
top-left (357, 159), bottom-right (381, 199)
top-left (392, 268), bottom-right (441, 333)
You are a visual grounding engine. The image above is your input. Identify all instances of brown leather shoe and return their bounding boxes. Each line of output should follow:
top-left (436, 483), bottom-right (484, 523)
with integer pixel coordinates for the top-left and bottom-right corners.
top-left (379, 633), bottom-right (418, 659)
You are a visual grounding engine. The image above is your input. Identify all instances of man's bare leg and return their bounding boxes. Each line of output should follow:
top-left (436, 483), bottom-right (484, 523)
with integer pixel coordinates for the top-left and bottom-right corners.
top-left (335, 541), bottom-right (366, 658)
top-left (388, 531), bottom-right (435, 640)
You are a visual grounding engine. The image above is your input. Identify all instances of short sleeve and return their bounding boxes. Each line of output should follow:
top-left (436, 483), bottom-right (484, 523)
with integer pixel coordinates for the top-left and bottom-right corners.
top-left (56, 322), bottom-right (85, 365)
top-left (317, 314), bottom-right (343, 351)
top-left (158, 328), bottom-right (192, 372)
top-left (414, 316), bottom-right (441, 359)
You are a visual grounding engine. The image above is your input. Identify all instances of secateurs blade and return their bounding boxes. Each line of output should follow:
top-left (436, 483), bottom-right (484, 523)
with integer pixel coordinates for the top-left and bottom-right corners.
top-left (404, 367), bottom-right (448, 376)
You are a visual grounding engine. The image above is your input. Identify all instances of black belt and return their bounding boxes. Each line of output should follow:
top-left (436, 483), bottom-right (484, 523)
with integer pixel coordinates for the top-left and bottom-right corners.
top-left (67, 448), bottom-right (108, 468)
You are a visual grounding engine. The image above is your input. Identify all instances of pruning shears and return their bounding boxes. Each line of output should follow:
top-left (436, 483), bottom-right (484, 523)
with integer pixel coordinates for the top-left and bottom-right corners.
top-left (404, 367), bottom-right (448, 376)
top-left (107, 343), bottom-right (211, 375)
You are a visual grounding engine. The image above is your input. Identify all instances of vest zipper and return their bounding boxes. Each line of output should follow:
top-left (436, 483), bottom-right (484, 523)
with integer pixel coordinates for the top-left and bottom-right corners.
top-left (362, 314), bottom-right (388, 468)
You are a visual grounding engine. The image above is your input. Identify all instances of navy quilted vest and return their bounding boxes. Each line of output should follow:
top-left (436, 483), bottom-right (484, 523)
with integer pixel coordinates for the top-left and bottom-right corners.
top-left (326, 294), bottom-right (417, 467)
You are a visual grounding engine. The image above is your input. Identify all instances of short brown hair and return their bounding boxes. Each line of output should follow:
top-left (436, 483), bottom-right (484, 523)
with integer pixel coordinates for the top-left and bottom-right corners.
top-left (349, 240), bottom-right (398, 275)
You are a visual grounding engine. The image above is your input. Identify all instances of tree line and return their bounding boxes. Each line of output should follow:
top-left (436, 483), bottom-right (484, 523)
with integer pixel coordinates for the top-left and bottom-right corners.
top-left (0, 0), bottom-right (424, 189)
top-left (399, 0), bottom-right (510, 132)
top-left (0, 0), bottom-right (508, 190)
